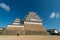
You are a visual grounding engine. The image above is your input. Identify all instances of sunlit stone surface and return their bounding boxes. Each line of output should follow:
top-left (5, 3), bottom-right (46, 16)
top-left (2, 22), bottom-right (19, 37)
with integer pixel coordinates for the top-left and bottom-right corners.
top-left (3, 12), bottom-right (48, 35)
top-left (24, 12), bottom-right (49, 35)
top-left (3, 18), bottom-right (25, 35)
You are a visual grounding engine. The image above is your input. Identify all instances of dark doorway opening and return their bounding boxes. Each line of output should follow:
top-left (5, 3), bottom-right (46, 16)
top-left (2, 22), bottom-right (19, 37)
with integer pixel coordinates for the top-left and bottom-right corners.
top-left (17, 33), bottom-right (19, 36)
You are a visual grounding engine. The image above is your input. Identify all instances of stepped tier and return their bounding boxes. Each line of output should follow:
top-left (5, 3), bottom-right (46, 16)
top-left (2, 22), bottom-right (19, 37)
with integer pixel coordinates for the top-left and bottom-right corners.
top-left (3, 18), bottom-right (25, 35)
top-left (3, 12), bottom-right (49, 35)
top-left (24, 12), bottom-right (49, 35)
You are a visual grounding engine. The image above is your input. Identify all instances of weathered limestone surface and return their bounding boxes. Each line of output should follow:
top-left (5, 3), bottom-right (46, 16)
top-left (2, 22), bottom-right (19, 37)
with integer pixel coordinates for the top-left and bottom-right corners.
top-left (2, 12), bottom-right (49, 35)
top-left (24, 12), bottom-right (49, 35)
top-left (3, 27), bottom-right (25, 35)
top-left (24, 23), bottom-right (48, 35)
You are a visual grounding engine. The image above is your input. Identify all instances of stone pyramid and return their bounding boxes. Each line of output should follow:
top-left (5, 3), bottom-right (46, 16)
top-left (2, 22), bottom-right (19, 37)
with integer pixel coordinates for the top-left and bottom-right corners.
top-left (2, 12), bottom-right (49, 35)
top-left (3, 18), bottom-right (25, 35)
top-left (24, 12), bottom-right (49, 35)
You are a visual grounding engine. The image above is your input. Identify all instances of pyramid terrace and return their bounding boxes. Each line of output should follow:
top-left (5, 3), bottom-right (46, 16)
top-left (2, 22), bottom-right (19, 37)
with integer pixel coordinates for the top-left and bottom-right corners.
top-left (0, 12), bottom-right (49, 35)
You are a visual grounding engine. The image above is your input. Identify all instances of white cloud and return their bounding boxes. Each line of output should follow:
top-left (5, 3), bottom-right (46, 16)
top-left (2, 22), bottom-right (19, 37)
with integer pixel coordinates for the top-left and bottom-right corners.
top-left (0, 3), bottom-right (10, 11)
top-left (50, 12), bottom-right (55, 18)
top-left (50, 12), bottom-right (60, 19)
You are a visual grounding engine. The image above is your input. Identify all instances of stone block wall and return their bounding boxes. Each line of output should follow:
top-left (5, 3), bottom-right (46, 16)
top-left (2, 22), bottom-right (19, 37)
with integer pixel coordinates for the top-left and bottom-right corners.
top-left (24, 24), bottom-right (49, 35)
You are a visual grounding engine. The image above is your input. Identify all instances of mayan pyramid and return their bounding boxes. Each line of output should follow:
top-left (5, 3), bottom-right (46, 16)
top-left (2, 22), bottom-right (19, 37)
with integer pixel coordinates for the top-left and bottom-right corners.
top-left (24, 12), bottom-right (49, 35)
top-left (3, 18), bottom-right (25, 35)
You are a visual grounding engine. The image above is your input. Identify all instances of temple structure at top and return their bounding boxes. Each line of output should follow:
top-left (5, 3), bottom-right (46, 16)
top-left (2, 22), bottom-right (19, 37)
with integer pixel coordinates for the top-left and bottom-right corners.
top-left (24, 12), bottom-right (42, 25)
top-left (2, 12), bottom-right (49, 35)
top-left (3, 18), bottom-right (25, 35)
top-left (13, 18), bottom-right (20, 25)
top-left (24, 12), bottom-right (48, 34)
top-left (7, 18), bottom-right (24, 27)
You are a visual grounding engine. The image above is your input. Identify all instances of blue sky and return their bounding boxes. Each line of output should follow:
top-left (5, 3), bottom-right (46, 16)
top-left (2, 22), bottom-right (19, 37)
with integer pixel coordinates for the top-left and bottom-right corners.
top-left (0, 0), bottom-right (60, 31)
